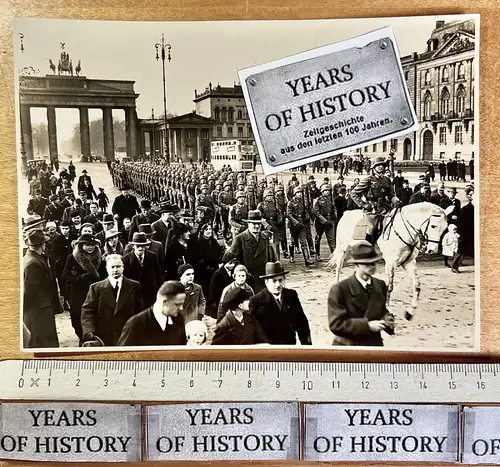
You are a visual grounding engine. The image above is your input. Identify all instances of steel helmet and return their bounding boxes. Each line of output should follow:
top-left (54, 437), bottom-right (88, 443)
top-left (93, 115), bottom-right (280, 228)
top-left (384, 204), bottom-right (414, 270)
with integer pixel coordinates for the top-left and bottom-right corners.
top-left (263, 188), bottom-right (274, 198)
top-left (293, 186), bottom-right (303, 195)
top-left (371, 156), bottom-right (387, 169)
top-left (236, 191), bottom-right (246, 199)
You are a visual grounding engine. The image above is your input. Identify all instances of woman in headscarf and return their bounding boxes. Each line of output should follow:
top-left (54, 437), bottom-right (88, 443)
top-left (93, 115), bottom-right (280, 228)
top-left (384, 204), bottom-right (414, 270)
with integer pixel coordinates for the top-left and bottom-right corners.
top-left (216, 264), bottom-right (255, 323)
top-left (61, 234), bottom-right (104, 344)
top-left (193, 222), bottom-right (224, 298)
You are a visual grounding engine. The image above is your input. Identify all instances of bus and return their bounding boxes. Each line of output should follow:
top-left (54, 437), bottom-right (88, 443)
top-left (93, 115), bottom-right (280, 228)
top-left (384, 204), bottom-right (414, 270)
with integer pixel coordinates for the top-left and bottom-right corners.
top-left (210, 139), bottom-right (256, 172)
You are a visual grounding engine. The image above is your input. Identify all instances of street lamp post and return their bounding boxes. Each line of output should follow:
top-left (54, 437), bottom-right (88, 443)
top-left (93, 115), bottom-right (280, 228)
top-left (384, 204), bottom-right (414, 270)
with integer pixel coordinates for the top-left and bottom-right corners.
top-left (389, 140), bottom-right (396, 176)
top-left (155, 35), bottom-right (171, 165)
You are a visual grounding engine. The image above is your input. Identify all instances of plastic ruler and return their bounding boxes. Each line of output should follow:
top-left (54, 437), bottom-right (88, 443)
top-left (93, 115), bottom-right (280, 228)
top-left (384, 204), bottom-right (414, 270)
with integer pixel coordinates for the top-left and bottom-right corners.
top-left (1, 360), bottom-right (498, 402)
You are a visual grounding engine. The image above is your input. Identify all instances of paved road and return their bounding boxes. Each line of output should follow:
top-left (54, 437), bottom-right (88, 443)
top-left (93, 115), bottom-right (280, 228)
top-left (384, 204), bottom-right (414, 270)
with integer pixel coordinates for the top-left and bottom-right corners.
top-left (20, 160), bottom-right (477, 350)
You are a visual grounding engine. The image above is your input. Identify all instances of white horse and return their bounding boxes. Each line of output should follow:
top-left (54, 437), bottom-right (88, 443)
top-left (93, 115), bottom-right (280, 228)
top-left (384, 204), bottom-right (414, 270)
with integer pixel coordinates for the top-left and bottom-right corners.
top-left (326, 202), bottom-right (449, 319)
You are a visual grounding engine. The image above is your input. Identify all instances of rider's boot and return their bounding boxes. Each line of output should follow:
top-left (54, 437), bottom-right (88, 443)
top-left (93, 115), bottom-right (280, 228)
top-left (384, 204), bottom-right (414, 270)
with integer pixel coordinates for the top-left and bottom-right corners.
top-left (365, 232), bottom-right (374, 245)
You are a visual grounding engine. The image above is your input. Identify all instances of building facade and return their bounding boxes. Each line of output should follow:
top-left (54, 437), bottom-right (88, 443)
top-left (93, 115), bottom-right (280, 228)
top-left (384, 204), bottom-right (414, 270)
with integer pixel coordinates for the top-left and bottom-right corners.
top-left (138, 111), bottom-right (214, 162)
top-left (193, 83), bottom-right (255, 142)
top-left (349, 19), bottom-right (477, 162)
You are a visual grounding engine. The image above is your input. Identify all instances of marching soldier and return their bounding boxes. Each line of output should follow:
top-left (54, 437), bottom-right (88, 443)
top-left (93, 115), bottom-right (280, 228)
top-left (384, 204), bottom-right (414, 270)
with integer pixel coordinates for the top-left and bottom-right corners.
top-left (313, 184), bottom-right (337, 261)
top-left (302, 183), bottom-right (316, 259)
top-left (257, 188), bottom-right (282, 260)
top-left (274, 184), bottom-right (289, 260)
top-left (286, 186), bottom-right (314, 266)
top-left (218, 181), bottom-right (235, 239)
top-left (229, 191), bottom-right (248, 239)
top-left (196, 183), bottom-right (216, 223)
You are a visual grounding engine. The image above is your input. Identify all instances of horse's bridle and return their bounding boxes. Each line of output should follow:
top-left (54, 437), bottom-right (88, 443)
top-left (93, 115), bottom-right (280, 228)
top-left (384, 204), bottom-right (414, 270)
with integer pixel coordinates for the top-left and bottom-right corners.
top-left (396, 209), bottom-right (443, 250)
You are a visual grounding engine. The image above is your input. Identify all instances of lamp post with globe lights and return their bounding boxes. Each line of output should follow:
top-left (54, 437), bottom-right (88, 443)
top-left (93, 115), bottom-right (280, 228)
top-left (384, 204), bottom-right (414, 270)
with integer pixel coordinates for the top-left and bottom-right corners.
top-left (155, 35), bottom-right (171, 165)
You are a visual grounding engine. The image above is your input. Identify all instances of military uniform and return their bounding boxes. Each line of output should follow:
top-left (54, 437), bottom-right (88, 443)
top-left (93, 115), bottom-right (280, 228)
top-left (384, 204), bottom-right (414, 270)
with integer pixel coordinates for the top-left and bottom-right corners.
top-left (229, 195), bottom-right (248, 239)
top-left (218, 186), bottom-right (235, 238)
top-left (313, 186), bottom-right (337, 259)
top-left (286, 188), bottom-right (313, 265)
top-left (257, 188), bottom-right (283, 259)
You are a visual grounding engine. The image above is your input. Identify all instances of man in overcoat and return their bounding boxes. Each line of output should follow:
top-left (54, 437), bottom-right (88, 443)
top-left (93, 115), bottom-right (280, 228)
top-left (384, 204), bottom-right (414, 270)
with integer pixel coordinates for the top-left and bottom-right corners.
top-left (128, 199), bottom-right (160, 240)
top-left (249, 261), bottom-right (311, 345)
top-left (112, 185), bottom-right (141, 229)
top-left (81, 254), bottom-right (144, 346)
top-left (23, 229), bottom-right (60, 348)
top-left (229, 210), bottom-right (277, 293)
top-left (123, 232), bottom-right (163, 308)
top-left (327, 241), bottom-right (395, 347)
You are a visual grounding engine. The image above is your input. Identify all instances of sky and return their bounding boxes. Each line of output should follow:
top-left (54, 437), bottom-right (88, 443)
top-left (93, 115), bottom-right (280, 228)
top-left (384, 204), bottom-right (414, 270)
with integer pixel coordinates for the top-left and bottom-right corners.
top-left (14, 15), bottom-right (475, 146)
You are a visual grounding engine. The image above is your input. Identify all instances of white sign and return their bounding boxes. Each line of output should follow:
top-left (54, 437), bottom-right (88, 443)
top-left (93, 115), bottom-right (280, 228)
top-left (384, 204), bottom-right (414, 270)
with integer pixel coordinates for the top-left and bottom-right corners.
top-left (239, 27), bottom-right (418, 175)
top-left (146, 402), bottom-right (299, 460)
top-left (304, 403), bottom-right (459, 462)
top-left (0, 403), bottom-right (142, 462)
top-left (462, 406), bottom-right (500, 464)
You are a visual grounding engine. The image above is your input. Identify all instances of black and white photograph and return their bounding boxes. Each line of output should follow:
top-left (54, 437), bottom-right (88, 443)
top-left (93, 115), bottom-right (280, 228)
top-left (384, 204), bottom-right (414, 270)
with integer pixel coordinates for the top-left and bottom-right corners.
top-left (15, 15), bottom-right (480, 352)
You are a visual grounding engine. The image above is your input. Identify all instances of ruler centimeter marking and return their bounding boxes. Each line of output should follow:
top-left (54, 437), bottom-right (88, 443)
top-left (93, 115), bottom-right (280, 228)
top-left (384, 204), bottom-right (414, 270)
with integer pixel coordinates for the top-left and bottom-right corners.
top-left (2, 360), bottom-right (500, 402)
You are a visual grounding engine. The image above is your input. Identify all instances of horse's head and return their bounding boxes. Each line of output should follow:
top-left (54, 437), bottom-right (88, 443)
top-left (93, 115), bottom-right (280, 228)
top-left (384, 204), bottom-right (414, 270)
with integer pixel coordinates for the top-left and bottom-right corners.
top-left (420, 203), bottom-right (449, 254)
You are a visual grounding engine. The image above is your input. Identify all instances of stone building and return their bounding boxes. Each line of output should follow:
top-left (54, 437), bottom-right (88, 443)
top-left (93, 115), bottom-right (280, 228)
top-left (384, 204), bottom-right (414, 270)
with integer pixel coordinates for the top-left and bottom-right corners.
top-left (353, 19), bottom-right (477, 162)
top-left (193, 83), bottom-right (255, 142)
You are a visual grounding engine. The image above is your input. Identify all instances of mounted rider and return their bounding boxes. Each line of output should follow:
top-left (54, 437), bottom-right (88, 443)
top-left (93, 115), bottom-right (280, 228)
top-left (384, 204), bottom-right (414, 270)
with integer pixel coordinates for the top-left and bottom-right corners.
top-left (350, 156), bottom-right (402, 244)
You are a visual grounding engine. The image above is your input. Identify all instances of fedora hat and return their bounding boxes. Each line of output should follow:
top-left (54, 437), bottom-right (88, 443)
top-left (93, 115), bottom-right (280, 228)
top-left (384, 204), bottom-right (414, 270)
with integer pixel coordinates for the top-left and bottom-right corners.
top-left (101, 213), bottom-right (114, 224)
top-left (140, 199), bottom-right (152, 209)
top-left (158, 202), bottom-right (173, 214)
top-left (23, 215), bottom-right (45, 231)
top-left (105, 229), bottom-right (121, 240)
top-left (243, 210), bottom-right (264, 224)
top-left (348, 241), bottom-right (383, 264)
top-left (26, 229), bottom-right (50, 246)
top-left (138, 224), bottom-right (156, 237)
top-left (259, 261), bottom-right (289, 280)
top-left (129, 232), bottom-right (151, 246)
top-left (75, 234), bottom-right (100, 246)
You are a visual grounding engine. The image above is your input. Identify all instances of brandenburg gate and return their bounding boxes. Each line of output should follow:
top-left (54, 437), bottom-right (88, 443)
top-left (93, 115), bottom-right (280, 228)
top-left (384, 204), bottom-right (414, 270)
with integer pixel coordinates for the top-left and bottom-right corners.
top-left (19, 74), bottom-right (140, 163)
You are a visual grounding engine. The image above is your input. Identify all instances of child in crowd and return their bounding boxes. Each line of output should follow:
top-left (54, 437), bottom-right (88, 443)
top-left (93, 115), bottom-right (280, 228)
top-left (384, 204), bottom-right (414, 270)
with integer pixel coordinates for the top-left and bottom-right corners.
top-left (185, 320), bottom-right (208, 347)
top-left (442, 223), bottom-right (459, 268)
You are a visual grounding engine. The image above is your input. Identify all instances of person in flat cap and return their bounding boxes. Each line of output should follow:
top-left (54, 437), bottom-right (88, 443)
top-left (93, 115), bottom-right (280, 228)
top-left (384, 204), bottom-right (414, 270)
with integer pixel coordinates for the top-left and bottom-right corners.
top-left (123, 232), bottom-right (163, 308)
top-left (128, 199), bottom-right (160, 241)
top-left (327, 241), bottom-right (395, 347)
top-left (408, 181), bottom-right (431, 204)
top-left (249, 261), bottom-right (312, 346)
top-left (213, 287), bottom-right (269, 346)
top-left (61, 234), bottom-right (104, 344)
top-left (440, 186), bottom-right (461, 224)
top-left (23, 229), bottom-right (60, 349)
top-left (111, 185), bottom-right (141, 230)
top-left (228, 210), bottom-right (277, 293)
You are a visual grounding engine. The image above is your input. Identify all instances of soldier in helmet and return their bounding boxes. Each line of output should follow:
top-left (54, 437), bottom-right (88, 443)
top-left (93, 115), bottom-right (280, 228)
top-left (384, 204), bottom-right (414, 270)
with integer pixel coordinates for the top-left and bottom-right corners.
top-left (212, 181), bottom-right (223, 236)
top-left (350, 156), bottom-right (402, 244)
top-left (229, 191), bottom-right (249, 239)
top-left (257, 187), bottom-right (282, 259)
top-left (313, 184), bottom-right (337, 261)
top-left (274, 184), bottom-right (289, 259)
top-left (218, 181), bottom-right (235, 239)
top-left (286, 185), bottom-right (314, 266)
top-left (195, 183), bottom-right (216, 223)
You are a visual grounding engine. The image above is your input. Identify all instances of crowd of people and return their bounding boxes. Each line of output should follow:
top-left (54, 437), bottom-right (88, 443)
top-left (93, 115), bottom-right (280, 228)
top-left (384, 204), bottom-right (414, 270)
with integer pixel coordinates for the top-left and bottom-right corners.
top-left (21, 154), bottom-right (475, 350)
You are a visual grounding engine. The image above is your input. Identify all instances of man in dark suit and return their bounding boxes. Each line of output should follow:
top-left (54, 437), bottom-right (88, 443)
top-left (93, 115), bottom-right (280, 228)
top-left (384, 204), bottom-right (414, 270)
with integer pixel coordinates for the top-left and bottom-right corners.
top-left (250, 261), bottom-right (311, 345)
top-left (151, 202), bottom-right (176, 248)
top-left (229, 210), bottom-right (277, 293)
top-left (123, 232), bottom-right (163, 308)
top-left (117, 281), bottom-right (187, 346)
top-left (327, 241), bottom-right (395, 347)
top-left (27, 189), bottom-right (49, 218)
top-left (77, 169), bottom-right (93, 192)
top-left (81, 254), bottom-right (144, 346)
top-left (440, 187), bottom-right (461, 224)
top-left (23, 229), bottom-right (60, 348)
top-left (129, 199), bottom-right (160, 240)
top-left (112, 185), bottom-right (141, 229)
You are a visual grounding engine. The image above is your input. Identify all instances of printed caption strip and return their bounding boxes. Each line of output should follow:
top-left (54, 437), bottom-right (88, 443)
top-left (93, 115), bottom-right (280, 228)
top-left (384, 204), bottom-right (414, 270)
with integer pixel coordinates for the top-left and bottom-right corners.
top-left (0, 403), bottom-right (499, 462)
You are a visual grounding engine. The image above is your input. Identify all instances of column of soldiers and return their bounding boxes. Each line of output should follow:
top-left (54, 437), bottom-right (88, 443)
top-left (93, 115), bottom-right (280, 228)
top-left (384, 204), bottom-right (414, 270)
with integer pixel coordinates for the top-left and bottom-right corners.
top-left (109, 161), bottom-right (338, 265)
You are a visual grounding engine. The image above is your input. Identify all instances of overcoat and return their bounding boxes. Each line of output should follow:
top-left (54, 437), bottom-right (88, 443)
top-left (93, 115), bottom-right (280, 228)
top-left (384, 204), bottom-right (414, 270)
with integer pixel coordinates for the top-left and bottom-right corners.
top-left (250, 287), bottom-right (311, 345)
top-left (212, 310), bottom-right (269, 345)
top-left (112, 194), bottom-right (141, 228)
top-left (23, 250), bottom-right (60, 348)
top-left (81, 277), bottom-right (144, 346)
top-left (181, 283), bottom-right (206, 323)
top-left (122, 250), bottom-right (162, 308)
top-left (229, 230), bottom-right (277, 292)
top-left (327, 274), bottom-right (392, 346)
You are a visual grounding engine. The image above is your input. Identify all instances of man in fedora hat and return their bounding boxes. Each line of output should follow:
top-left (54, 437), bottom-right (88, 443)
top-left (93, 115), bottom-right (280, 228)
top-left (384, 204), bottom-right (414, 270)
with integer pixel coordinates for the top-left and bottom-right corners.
top-left (95, 213), bottom-right (116, 246)
top-left (249, 261), bottom-right (311, 346)
top-left (129, 199), bottom-right (160, 241)
top-left (81, 254), bottom-right (144, 347)
top-left (123, 232), bottom-right (163, 308)
top-left (23, 229), bottom-right (60, 348)
top-left (350, 156), bottom-right (402, 244)
top-left (123, 224), bottom-right (164, 266)
top-left (112, 185), bottom-right (141, 230)
top-left (151, 202), bottom-right (175, 248)
top-left (327, 241), bottom-right (395, 347)
top-left (229, 210), bottom-right (277, 293)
